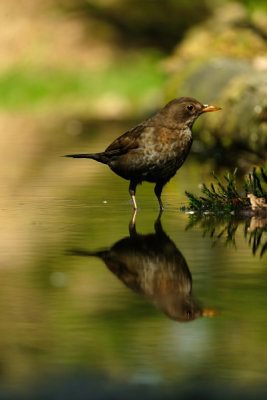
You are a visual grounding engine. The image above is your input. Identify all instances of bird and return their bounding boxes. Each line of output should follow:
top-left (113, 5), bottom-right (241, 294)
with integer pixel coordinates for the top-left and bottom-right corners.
top-left (65, 97), bottom-right (221, 209)
top-left (70, 212), bottom-right (217, 322)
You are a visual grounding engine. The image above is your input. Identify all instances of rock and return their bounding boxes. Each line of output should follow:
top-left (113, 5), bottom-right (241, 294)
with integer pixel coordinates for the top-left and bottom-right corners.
top-left (163, 3), bottom-right (267, 158)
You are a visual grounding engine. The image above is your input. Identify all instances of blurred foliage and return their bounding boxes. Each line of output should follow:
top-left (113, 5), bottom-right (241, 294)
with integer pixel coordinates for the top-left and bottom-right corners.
top-left (185, 167), bottom-right (267, 212)
top-left (0, 54), bottom-right (164, 114)
top-left (237, 0), bottom-right (267, 11)
top-left (165, 5), bottom-right (267, 66)
top-left (59, 0), bottom-right (212, 51)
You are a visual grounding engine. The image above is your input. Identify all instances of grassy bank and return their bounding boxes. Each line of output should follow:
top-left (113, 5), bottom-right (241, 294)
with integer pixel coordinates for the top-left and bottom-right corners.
top-left (0, 54), bottom-right (165, 115)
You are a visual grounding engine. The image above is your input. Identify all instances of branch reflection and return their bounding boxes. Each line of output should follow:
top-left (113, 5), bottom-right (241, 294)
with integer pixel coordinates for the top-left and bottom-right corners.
top-left (186, 214), bottom-right (267, 257)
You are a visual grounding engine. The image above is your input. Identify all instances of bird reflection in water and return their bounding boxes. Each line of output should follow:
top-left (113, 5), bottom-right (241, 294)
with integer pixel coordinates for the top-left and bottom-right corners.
top-left (71, 211), bottom-right (216, 322)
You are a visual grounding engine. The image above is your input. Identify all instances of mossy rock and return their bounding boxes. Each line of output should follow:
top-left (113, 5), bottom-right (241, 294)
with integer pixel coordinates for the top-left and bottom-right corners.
top-left (164, 3), bottom-right (267, 157)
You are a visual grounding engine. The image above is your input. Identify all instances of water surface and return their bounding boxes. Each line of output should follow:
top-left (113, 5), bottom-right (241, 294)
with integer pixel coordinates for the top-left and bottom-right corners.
top-left (1, 121), bottom-right (266, 394)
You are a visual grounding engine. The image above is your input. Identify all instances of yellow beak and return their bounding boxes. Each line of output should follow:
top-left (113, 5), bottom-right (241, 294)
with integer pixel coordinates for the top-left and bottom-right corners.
top-left (201, 104), bottom-right (222, 113)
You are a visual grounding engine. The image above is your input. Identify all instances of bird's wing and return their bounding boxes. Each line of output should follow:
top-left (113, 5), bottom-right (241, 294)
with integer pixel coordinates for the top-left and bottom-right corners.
top-left (104, 124), bottom-right (149, 156)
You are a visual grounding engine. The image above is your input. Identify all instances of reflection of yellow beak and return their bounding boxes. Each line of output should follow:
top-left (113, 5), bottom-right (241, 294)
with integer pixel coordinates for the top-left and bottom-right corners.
top-left (202, 104), bottom-right (222, 113)
top-left (202, 308), bottom-right (218, 317)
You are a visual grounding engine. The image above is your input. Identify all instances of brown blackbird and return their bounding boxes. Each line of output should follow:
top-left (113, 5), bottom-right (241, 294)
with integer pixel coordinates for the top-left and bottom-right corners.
top-left (65, 97), bottom-right (221, 209)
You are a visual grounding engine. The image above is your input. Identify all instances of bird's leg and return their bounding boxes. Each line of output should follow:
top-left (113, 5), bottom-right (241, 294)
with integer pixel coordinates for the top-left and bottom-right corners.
top-left (154, 182), bottom-right (164, 210)
top-left (154, 209), bottom-right (163, 229)
top-left (129, 181), bottom-right (138, 210)
top-left (129, 209), bottom-right (137, 236)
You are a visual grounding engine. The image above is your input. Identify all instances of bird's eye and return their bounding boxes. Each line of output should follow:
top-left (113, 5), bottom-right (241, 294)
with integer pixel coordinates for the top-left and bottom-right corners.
top-left (187, 105), bottom-right (193, 111)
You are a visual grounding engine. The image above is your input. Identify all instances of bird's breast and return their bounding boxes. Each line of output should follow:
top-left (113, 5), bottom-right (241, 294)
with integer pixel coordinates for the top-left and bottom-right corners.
top-left (138, 126), bottom-right (192, 162)
top-left (109, 126), bottom-right (192, 182)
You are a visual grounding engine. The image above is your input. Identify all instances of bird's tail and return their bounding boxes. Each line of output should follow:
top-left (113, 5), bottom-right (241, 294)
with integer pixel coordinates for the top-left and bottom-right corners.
top-left (64, 152), bottom-right (108, 164)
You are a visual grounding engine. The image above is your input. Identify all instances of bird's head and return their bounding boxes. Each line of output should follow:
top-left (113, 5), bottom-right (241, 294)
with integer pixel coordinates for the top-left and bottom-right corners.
top-left (162, 97), bottom-right (221, 128)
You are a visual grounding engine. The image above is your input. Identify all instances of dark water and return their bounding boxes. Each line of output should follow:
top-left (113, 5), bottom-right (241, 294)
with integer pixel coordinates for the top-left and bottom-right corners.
top-left (1, 121), bottom-right (267, 396)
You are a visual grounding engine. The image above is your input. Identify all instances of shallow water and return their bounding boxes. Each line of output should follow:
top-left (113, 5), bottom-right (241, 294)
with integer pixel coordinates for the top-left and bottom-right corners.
top-left (1, 121), bottom-right (266, 394)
